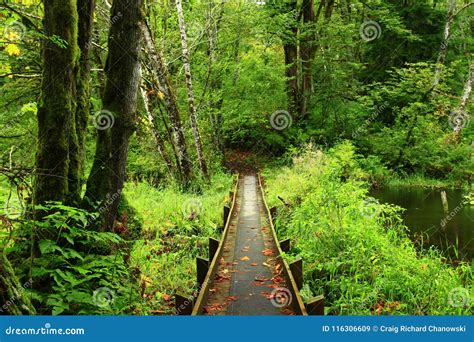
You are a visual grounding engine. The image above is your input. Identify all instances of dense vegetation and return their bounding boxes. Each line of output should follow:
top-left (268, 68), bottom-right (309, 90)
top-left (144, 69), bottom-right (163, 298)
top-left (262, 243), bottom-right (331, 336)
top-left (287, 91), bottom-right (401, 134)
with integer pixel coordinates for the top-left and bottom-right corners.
top-left (0, 0), bottom-right (472, 315)
top-left (264, 143), bottom-right (472, 314)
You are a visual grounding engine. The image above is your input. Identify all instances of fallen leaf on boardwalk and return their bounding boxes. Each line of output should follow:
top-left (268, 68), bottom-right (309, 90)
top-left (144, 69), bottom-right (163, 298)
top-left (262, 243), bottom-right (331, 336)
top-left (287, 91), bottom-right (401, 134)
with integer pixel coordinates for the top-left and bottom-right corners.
top-left (226, 296), bottom-right (238, 302)
top-left (215, 273), bottom-right (231, 282)
top-left (272, 275), bottom-right (284, 284)
top-left (209, 288), bottom-right (218, 294)
top-left (241, 246), bottom-right (250, 252)
top-left (250, 263), bottom-right (258, 266)
top-left (254, 282), bottom-right (265, 286)
top-left (274, 264), bottom-right (282, 274)
top-left (232, 262), bottom-right (239, 265)
top-left (262, 262), bottom-right (272, 268)
top-left (262, 249), bottom-right (274, 256)
top-left (240, 256), bottom-right (250, 261)
top-left (281, 308), bottom-right (295, 315)
top-left (255, 277), bottom-right (268, 282)
top-left (260, 291), bottom-right (273, 299)
top-left (203, 303), bottom-right (225, 313)
top-left (229, 269), bottom-right (239, 273)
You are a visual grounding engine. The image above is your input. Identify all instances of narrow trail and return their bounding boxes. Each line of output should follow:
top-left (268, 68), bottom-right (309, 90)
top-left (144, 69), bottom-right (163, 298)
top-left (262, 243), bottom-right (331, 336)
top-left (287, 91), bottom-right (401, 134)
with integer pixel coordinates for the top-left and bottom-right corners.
top-left (202, 174), bottom-right (292, 315)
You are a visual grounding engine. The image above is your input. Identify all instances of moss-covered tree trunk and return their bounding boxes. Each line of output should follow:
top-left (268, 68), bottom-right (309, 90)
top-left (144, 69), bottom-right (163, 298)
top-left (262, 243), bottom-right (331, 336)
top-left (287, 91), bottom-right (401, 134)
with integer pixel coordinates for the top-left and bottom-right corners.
top-left (68, 0), bottom-right (96, 205)
top-left (85, 0), bottom-right (144, 231)
top-left (34, 0), bottom-right (79, 205)
top-left (282, 0), bottom-right (300, 118)
top-left (0, 253), bottom-right (36, 315)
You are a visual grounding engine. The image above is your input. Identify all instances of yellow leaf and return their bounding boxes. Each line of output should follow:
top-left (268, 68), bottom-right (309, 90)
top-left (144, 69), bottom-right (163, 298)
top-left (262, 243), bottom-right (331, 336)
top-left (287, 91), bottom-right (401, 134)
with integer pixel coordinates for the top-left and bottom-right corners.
top-left (157, 91), bottom-right (165, 100)
top-left (5, 44), bottom-right (21, 57)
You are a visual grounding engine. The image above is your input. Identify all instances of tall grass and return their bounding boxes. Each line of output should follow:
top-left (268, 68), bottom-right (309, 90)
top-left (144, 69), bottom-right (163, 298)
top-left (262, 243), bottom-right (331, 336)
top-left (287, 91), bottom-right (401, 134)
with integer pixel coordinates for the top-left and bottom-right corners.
top-left (125, 172), bottom-right (234, 314)
top-left (264, 142), bottom-right (473, 315)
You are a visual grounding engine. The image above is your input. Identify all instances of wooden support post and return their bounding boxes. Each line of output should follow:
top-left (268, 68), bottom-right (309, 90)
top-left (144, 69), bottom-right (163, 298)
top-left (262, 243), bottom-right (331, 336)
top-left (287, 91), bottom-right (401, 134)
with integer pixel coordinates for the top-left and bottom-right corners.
top-left (441, 191), bottom-right (449, 214)
top-left (305, 295), bottom-right (324, 315)
top-left (289, 258), bottom-right (303, 290)
top-left (280, 238), bottom-right (291, 253)
top-left (175, 294), bottom-right (194, 315)
top-left (223, 205), bottom-right (230, 226)
top-left (196, 257), bottom-right (209, 288)
top-left (270, 206), bottom-right (277, 224)
top-left (209, 237), bottom-right (219, 262)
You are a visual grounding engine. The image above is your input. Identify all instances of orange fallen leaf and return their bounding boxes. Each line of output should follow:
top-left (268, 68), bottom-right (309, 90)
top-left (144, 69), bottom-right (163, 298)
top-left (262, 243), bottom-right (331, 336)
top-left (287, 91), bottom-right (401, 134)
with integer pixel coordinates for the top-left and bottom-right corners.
top-left (240, 256), bottom-right (250, 261)
top-left (250, 263), bottom-right (258, 266)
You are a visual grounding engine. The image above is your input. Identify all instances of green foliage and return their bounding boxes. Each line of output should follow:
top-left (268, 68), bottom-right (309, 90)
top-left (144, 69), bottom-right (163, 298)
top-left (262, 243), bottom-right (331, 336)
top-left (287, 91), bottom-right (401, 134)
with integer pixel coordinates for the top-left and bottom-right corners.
top-left (125, 172), bottom-right (233, 314)
top-left (8, 203), bottom-right (136, 315)
top-left (264, 144), bottom-right (473, 315)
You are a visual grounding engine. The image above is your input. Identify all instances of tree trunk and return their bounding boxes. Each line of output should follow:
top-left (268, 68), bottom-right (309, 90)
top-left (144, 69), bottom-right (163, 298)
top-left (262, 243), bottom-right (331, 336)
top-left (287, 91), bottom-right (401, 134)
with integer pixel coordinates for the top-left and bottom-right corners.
top-left (175, 0), bottom-right (209, 182)
top-left (300, 0), bottom-right (316, 118)
top-left (34, 0), bottom-right (79, 205)
top-left (0, 253), bottom-right (36, 315)
top-left (141, 21), bottom-right (193, 186)
top-left (282, 0), bottom-right (300, 118)
top-left (68, 0), bottom-right (96, 205)
top-left (454, 65), bottom-right (473, 142)
top-left (85, 0), bottom-right (144, 231)
top-left (433, 0), bottom-right (456, 86)
top-left (140, 85), bottom-right (175, 175)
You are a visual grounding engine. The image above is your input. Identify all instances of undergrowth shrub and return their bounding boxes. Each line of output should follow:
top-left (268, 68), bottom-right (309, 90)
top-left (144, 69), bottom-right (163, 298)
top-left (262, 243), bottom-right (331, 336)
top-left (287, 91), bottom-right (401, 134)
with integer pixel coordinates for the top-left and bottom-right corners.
top-left (7, 203), bottom-right (137, 315)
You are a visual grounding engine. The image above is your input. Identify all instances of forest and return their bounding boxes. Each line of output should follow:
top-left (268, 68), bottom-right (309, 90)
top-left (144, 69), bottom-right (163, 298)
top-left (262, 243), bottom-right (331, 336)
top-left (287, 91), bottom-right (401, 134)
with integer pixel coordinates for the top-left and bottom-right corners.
top-left (0, 0), bottom-right (473, 316)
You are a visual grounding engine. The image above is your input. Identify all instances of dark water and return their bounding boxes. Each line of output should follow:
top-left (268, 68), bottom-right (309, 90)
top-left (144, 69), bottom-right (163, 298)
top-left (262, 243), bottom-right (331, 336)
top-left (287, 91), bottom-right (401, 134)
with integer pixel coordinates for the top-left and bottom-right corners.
top-left (371, 187), bottom-right (474, 261)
